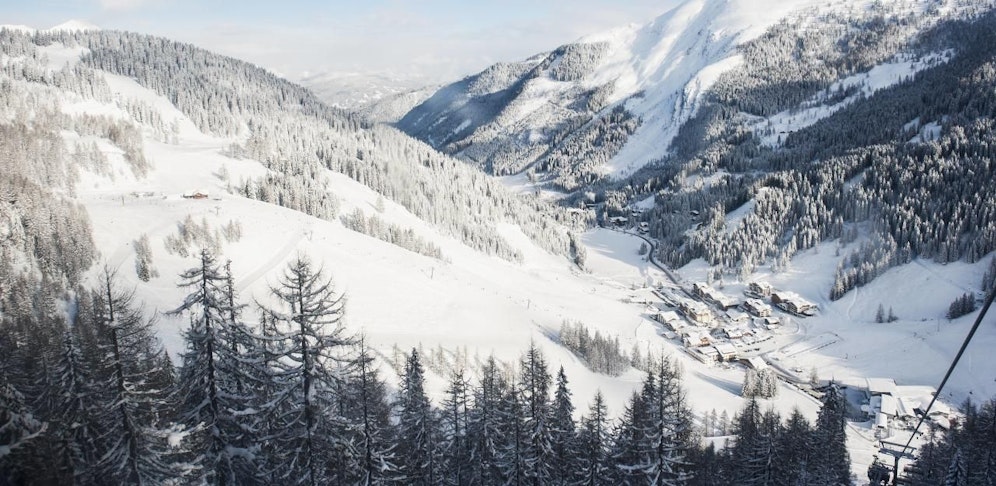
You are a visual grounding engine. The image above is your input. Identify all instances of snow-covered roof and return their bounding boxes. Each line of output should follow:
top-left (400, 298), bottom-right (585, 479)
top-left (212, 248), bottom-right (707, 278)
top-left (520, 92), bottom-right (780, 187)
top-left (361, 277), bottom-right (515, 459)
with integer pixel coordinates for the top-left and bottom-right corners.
top-left (745, 356), bottom-right (767, 369)
top-left (880, 394), bottom-right (898, 416)
top-left (713, 342), bottom-right (737, 356)
top-left (866, 377), bottom-right (898, 395)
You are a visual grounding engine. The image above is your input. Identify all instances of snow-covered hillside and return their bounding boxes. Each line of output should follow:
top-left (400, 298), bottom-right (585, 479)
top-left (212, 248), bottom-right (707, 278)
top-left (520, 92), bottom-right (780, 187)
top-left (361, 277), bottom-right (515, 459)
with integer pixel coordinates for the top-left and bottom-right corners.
top-left (300, 71), bottom-right (437, 121)
top-left (399, 0), bottom-right (983, 195)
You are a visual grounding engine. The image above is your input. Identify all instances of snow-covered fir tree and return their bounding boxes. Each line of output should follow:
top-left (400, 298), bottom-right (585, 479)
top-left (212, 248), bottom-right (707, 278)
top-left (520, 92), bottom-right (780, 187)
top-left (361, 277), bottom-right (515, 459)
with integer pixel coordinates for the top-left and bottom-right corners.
top-left (395, 348), bottom-right (439, 485)
top-left (259, 256), bottom-right (355, 485)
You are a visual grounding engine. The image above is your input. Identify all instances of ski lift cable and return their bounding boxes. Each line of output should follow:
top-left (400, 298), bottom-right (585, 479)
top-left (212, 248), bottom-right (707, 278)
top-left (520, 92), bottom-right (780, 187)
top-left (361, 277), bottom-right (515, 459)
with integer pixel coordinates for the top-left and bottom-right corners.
top-left (901, 286), bottom-right (996, 456)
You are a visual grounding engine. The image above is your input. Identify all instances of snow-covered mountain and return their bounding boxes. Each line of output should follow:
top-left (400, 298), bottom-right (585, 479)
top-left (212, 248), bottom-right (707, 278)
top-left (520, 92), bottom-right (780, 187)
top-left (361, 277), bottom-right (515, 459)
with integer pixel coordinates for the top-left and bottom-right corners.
top-left (399, 0), bottom-right (983, 192)
top-left (398, 0), bottom-right (829, 189)
top-left (300, 71), bottom-right (437, 122)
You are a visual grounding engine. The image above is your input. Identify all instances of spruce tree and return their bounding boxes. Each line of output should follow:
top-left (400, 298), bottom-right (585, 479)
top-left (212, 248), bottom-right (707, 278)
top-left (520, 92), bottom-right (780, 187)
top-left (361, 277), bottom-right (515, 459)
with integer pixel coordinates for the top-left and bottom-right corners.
top-left (346, 336), bottom-right (397, 485)
top-left (50, 330), bottom-right (103, 484)
top-left (396, 348), bottom-right (438, 485)
top-left (609, 383), bottom-right (652, 483)
top-left (575, 391), bottom-right (611, 486)
top-left (775, 408), bottom-right (813, 485)
top-left (518, 342), bottom-right (555, 484)
top-left (497, 384), bottom-right (527, 486)
top-left (0, 372), bottom-right (46, 484)
top-left (808, 383), bottom-right (851, 485)
top-left (549, 366), bottom-right (576, 485)
top-left (644, 356), bottom-right (693, 484)
top-left (171, 249), bottom-right (249, 485)
top-left (440, 367), bottom-right (471, 486)
top-left (467, 356), bottom-right (507, 485)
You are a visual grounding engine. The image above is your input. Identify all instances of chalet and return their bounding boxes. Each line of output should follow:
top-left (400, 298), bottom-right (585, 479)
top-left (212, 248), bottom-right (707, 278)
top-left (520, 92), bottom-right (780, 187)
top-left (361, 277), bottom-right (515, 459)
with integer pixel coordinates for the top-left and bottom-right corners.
top-left (722, 325), bottom-right (747, 340)
top-left (679, 300), bottom-right (714, 326)
top-left (771, 291), bottom-right (818, 316)
top-left (182, 190), bottom-right (210, 199)
top-left (753, 316), bottom-right (780, 330)
top-left (638, 222), bottom-right (649, 233)
top-left (726, 309), bottom-right (750, 325)
top-left (865, 377), bottom-right (898, 399)
top-left (745, 281), bottom-right (774, 298)
top-left (691, 346), bottom-right (719, 363)
top-left (743, 298), bottom-right (772, 317)
top-left (655, 311), bottom-right (685, 331)
top-left (743, 356), bottom-right (768, 370)
top-left (662, 330), bottom-right (679, 340)
top-left (608, 216), bottom-right (629, 226)
top-left (713, 342), bottom-right (738, 361)
top-left (682, 330), bottom-right (712, 348)
top-left (692, 282), bottom-right (739, 309)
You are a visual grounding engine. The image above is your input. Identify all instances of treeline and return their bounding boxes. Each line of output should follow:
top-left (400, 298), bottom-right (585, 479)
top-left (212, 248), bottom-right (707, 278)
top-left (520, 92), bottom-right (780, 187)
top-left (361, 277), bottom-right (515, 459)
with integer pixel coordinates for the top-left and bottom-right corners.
top-left (690, 391), bottom-right (851, 486)
top-left (340, 207), bottom-right (447, 261)
top-left (558, 320), bottom-right (630, 376)
top-left (902, 398), bottom-right (996, 485)
top-left (1, 250), bottom-right (858, 484)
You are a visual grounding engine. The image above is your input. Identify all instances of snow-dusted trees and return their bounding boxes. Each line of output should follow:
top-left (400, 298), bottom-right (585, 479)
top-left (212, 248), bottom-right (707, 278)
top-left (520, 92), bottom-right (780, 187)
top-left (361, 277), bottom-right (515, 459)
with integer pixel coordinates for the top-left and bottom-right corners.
top-left (341, 208), bottom-right (447, 261)
top-left (396, 348), bottom-right (439, 485)
top-left (82, 269), bottom-right (183, 484)
top-left (439, 367), bottom-right (472, 485)
top-left (466, 356), bottom-right (507, 485)
top-left (575, 391), bottom-right (611, 485)
top-left (559, 320), bottom-right (630, 376)
top-left (550, 366), bottom-right (577, 485)
top-left (947, 293), bottom-right (977, 320)
top-left (0, 374), bottom-right (46, 483)
top-left (610, 356), bottom-right (694, 484)
top-left (808, 383), bottom-right (851, 485)
top-left (260, 255), bottom-right (355, 485)
top-left (133, 233), bottom-right (158, 282)
top-left (742, 368), bottom-right (779, 399)
top-left (907, 398), bottom-right (996, 485)
top-left (347, 337), bottom-right (397, 484)
top-left (171, 250), bottom-right (261, 484)
top-left (517, 342), bottom-right (556, 483)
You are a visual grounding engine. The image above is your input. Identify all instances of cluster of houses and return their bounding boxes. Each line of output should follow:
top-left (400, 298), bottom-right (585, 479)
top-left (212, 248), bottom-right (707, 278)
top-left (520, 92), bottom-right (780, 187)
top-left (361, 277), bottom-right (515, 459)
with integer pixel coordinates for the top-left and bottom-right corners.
top-left (862, 378), bottom-right (955, 439)
top-left (650, 283), bottom-right (777, 365)
top-left (745, 281), bottom-right (818, 317)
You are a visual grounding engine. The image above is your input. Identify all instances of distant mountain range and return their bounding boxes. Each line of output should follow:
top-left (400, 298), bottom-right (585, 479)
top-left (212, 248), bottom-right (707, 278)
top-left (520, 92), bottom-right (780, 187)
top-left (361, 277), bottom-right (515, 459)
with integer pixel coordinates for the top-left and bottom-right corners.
top-left (299, 71), bottom-right (437, 122)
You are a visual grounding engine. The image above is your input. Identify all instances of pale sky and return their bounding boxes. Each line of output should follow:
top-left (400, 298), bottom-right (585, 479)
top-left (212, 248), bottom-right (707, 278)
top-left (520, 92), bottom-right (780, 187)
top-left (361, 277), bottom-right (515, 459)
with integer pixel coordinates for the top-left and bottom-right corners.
top-left (3, 1), bottom-right (675, 83)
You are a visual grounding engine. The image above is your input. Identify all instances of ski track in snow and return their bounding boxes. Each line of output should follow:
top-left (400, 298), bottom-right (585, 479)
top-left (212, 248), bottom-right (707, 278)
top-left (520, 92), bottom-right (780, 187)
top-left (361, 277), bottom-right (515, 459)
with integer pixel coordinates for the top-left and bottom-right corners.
top-left (235, 227), bottom-right (306, 294)
top-left (103, 209), bottom-right (180, 271)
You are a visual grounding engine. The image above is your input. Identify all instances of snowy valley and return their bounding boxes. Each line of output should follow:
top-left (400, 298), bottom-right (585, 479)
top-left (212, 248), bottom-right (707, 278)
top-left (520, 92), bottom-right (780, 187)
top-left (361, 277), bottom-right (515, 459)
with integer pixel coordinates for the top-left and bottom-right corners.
top-left (2, 0), bottom-right (996, 484)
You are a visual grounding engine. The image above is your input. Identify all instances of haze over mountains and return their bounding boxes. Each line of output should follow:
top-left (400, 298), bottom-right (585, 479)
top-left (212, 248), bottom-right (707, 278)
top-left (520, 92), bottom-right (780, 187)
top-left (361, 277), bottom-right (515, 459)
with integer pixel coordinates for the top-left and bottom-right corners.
top-left (2, 0), bottom-right (996, 483)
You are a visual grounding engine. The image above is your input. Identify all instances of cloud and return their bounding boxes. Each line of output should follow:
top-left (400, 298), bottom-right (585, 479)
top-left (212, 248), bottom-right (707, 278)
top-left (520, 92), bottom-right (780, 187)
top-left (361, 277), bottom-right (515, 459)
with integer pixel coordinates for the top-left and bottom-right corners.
top-left (99, 0), bottom-right (156, 12)
top-left (99, 0), bottom-right (675, 84)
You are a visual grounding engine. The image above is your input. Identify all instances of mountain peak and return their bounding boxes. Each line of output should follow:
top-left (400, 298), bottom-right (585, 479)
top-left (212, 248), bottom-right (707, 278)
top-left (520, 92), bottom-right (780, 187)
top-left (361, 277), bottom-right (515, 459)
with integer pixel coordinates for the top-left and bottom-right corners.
top-left (47, 19), bottom-right (101, 32)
